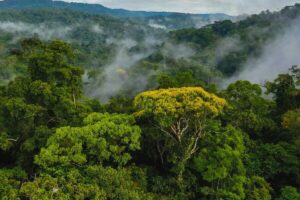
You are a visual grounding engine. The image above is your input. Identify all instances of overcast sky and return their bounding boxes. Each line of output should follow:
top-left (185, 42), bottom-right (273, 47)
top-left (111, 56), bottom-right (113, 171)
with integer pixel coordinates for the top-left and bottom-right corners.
top-left (61, 0), bottom-right (300, 15)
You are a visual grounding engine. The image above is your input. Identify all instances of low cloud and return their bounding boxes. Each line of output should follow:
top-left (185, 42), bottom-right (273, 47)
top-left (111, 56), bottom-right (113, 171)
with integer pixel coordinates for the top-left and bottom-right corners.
top-left (162, 42), bottom-right (195, 59)
top-left (215, 35), bottom-right (243, 62)
top-left (0, 21), bottom-right (73, 40)
top-left (91, 24), bottom-right (104, 34)
top-left (148, 21), bottom-right (167, 30)
top-left (223, 17), bottom-right (300, 86)
top-left (87, 37), bottom-right (162, 101)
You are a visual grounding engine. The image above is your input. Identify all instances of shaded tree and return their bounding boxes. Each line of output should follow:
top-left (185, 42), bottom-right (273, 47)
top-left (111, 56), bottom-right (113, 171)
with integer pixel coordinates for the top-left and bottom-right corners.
top-left (194, 122), bottom-right (246, 200)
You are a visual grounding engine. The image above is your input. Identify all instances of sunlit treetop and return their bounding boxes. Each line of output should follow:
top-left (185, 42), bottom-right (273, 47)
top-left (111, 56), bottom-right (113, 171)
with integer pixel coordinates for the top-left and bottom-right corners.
top-left (134, 87), bottom-right (226, 127)
top-left (34, 113), bottom-right (141, 175)
top-left (282, 109), bottom-right (300, 130)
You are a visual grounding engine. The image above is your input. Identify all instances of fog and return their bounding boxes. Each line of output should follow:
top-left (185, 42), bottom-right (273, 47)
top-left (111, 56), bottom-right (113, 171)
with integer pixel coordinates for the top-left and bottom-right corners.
top-left (222, 17), bottom-right (300, 86)
top-left (215, 35), bottom-right (243, 63)
top-left (3, 9), bottom-right (299, 101)
top-left (148, 20), bottom-right (167, 30)
top-left (0, 21), bottom-right (73, 40)
top-left (162, 42), bottom-right (195, 60)
top-left (87, 37), bottom-right (162, 101)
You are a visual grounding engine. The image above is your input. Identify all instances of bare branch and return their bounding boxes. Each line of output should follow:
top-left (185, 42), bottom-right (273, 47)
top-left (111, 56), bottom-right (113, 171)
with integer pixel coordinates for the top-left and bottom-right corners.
top-left (191, 136), bottom-right (200, 155)
top-left (7, 138), bottom-right (19, 142)
top-left (161, 127), bottom-right (179, 142)
top-left (156, 142), bottom-right (164, 165)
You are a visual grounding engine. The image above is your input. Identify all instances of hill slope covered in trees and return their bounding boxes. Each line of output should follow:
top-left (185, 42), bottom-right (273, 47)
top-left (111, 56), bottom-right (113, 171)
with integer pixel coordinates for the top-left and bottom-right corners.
top-left (0, 0), bottom-right (233, 29)
top-left (0, 4), bottom-right (300, 99)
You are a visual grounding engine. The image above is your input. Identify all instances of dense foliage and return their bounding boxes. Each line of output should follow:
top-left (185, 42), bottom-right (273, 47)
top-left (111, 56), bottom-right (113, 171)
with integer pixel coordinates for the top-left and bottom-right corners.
top-left (0, 0), bottom-right (232, 20)
top-left (0, 2), bottom-right (299, 200)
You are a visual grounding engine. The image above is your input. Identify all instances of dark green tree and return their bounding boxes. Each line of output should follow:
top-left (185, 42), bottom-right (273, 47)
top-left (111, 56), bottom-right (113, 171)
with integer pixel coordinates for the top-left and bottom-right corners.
top-left (0, 40), bottom-right (92, 169)
top-left (277, 186), bottom-right (300, 200)
top-left (194, 122), bottom-right (246, 200)
top-left (266, 66), bottom-right (300, 114)
top-left (222, 80), bottom-right (276, 138)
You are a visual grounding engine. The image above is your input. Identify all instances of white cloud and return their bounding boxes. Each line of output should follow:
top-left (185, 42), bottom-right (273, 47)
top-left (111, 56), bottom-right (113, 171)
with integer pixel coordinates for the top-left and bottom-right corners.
top-left (0, 21), bottom-right (73, 40)
top-left (61, 0), bottom-right (300, 15)
top-left (222, 17), bottom-right (300, 86)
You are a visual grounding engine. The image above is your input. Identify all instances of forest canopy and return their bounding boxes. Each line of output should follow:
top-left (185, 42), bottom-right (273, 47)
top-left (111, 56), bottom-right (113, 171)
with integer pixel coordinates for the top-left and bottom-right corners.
top-left (0, 2), bottom-right (299, 200)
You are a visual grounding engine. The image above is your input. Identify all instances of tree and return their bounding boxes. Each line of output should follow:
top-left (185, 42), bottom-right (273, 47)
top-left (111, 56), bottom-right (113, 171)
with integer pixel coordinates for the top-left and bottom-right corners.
top-left (277, 186), bottom-right (300, 200)
top-left (266, 66), bottom-right (300, 114)
top-left (222, 80), bottom-right (275, 138)
top-left (217, 52), bottom-right (247, 76)
top-left (20, 166), bottom-right (154, 200)
top-left (282, 109), bottom-right (300, 133)
top-left (246, 143), bottom-right (299, 182)
top-left (280, 109), bottom-right (300, 188)
top-left (24, 113), bottom-right (153, 200)
top-left (24, 39), bottom-right (84, 104)
top-left (281, 109), bottom-right (300, 147)
top-left (20, 174), bottom-right (78, 200)
top-left (0, 97), bottom-right (42, 151)
top-left (194, 122), bottom-right (246, 200)
top-left (0, 40), bottom-right (92, 168)
top-left (0, 168), bottom-right (26, 200)
top-left (212, 20), bottom-right (236, 36)
top-left (245, 176), bottom-right (272, 200)
top-left (156, 72), bottom-right (197, 89)
top-left (134, 87), bottom-right (226, 184)
top-left (35, 113), bottom-right (141, 174)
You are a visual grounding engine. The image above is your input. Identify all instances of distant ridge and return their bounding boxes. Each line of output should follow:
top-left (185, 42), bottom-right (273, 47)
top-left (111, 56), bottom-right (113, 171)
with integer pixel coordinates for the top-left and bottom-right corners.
top-left (0, 0), bottom-right (232, 18)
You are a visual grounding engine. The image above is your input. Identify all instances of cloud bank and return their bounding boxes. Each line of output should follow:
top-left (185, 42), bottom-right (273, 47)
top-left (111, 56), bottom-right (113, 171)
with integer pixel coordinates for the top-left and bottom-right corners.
top-left (223, 17), bottom-right (300, 86)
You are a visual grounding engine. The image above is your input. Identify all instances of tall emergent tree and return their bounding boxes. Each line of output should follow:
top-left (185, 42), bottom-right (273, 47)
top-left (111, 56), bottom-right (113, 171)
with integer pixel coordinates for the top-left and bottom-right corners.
top-left (134, 87), bottom-right (226, 184)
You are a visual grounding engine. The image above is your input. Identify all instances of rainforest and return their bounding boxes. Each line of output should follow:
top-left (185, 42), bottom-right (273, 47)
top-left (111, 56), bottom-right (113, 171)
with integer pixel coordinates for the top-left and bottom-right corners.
top-left (0, 0), bottom-right (299, 199)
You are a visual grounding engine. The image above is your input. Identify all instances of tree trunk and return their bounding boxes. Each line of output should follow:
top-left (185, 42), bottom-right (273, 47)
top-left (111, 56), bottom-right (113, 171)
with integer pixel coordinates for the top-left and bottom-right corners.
top-left (177, 137), bottom-right (196, 189)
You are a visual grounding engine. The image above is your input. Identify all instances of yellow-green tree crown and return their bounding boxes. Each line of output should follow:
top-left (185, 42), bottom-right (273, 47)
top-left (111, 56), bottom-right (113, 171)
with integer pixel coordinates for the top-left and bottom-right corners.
top-left (134, 87), bottom-right (227, 127)
top-left (282, 109), bottom-right (300, 129)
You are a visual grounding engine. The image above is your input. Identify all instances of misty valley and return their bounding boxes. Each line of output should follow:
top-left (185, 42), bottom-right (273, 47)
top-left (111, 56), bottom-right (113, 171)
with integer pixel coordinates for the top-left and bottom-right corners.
top-left (0, 0), bottom-right (299, 199)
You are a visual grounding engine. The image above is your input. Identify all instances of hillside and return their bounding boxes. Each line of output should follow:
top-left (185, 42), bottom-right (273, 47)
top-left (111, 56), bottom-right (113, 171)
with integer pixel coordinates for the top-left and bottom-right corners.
top-left (135, 3), bottom-right (300, 88)
top-left (0, 4), bottom-right (300, 99)
top-left (167, 4), bottom-right (300, 76)
top-left (0, 9), bottom-right (166, 84)
top-left (0, 0), bottom-right (233, 29)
